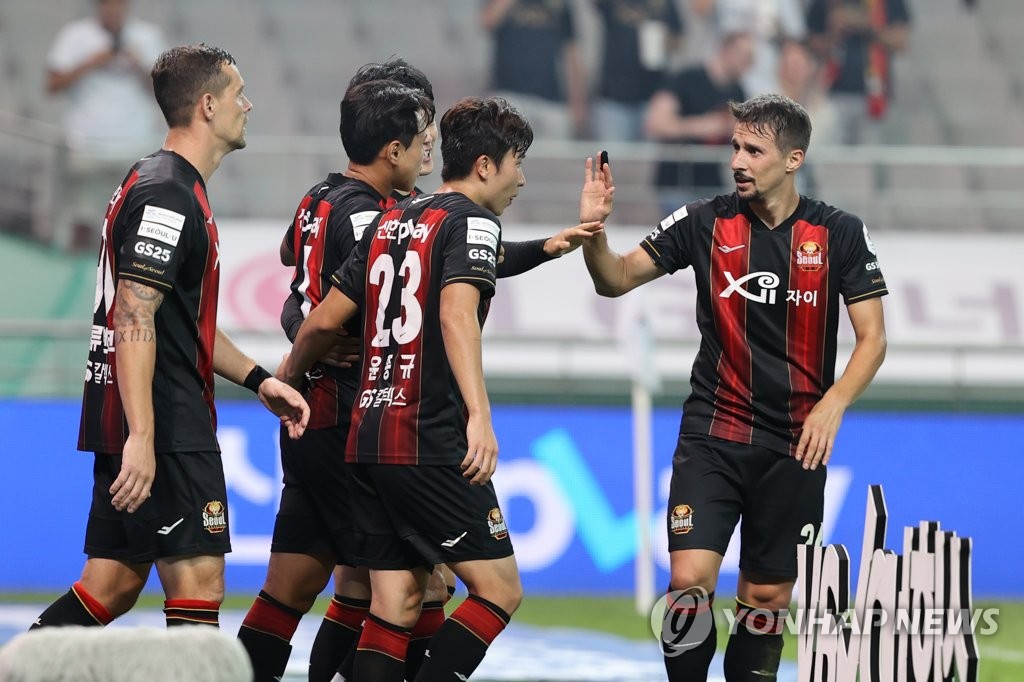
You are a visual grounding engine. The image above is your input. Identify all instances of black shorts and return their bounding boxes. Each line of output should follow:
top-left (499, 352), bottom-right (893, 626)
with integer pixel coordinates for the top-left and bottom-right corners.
top-left (85, 451), bottom-right (231, 563)
top-left (270, 424), bottom-right (353, 564)
top-left (666, 434), bottom-right (825, 577)
top-left (348, 463), bottom-right (515, 570)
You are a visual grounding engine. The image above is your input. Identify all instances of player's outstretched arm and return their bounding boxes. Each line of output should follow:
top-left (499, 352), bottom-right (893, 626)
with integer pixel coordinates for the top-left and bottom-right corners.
top-left (541, 221), bottom-right (605, 258)
top-left (578, 151), bottom-right (664, 296)
top-left (440, 282), bottom-right (498, 486)
top-left (110, 279), bottom-right (164, 514)
top-left (213, 327), bottom-right (310, 439)
top-left (276, 286), bottom-right (359, 388)
top-left (795, 297), bottom-right (887, 470)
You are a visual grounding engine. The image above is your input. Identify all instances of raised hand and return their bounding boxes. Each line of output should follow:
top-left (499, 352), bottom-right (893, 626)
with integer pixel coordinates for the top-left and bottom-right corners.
top-left (580, 152), bottom-right (615, 223)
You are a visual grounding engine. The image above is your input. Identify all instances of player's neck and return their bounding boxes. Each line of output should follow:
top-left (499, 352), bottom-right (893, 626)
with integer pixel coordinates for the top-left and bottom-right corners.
top-left (748, 187), bottom-right (800, 229)
top-left (345, 164), bottom-right (394, 199)
top-left (162, 129), bottom-right (225, 184)
top-left (434, 180), bottom-right (478, 204)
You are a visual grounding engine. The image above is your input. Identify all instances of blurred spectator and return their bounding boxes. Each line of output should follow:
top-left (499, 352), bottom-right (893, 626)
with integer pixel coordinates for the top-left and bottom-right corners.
top-left (481, 0), bottom-right (588, 139)
top-left (645, 31), bottom-right (753, 216)
top-left (806, 0), bottom-right (911, 145)
top-left (776, 38), bottom-right (837, 193)
top-left (46, 0), bottom-right (164, 249)
top-left (679, 0), bottom-right (805, 95)
top-left (778, 39), bottom-right (837, 145)
top-left (591, 0), bottom-right (684, 141)
top-left (716, 0), bottom-right (807, 96)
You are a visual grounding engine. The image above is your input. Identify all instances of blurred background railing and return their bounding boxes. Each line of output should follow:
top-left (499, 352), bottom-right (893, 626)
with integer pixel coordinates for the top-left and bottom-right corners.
top-left (2, 0), bottom-right (1023, 408)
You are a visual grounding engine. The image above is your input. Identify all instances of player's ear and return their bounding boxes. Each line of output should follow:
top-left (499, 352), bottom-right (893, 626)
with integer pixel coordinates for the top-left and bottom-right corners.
top-left (786, 148), bottom-right (805, 173)
top-left (200, 92), bottom-right (216, 122)
top-left (475, 154), bottom-right (491, 180)
top-left (385, 140), bottom-right (403, 165)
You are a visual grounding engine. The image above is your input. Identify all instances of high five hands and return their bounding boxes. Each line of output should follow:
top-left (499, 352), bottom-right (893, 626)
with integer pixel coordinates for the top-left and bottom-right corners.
top-left (580, 150), bottom-right (615, 224)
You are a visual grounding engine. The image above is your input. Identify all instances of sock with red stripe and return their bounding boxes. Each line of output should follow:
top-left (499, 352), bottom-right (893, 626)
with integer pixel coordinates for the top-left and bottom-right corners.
top-left (662, 589), bottom-right (717, 682)
top-left (238, 590), bottom-right (305, 682)
top-left (309, 595), bottom-right (369, 682)
top-left (405, 601), bottom-right (446, 680)
top-left (30, 581), bottom-right (113, 629)
top-left (164, 598), bottom-right (220, 627)
top-left (724, 599), bottom-right (785, 681)
top-left (353, 614), bottom-right (410, 682)
top-left (414, 594), bottom-right (510, 682)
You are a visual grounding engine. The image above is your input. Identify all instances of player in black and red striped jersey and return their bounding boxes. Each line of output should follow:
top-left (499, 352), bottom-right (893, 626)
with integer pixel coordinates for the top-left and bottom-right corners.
top-left (32, 44), bottom-right (309, 634)
top-left (580, 93), bottom-right (888, 682)
top-left (278, 96), bottom-right (604, 682)
top-left (267, 58), bottom-right (605, 682)
top-left (236, 79), bottom-right (434, 682)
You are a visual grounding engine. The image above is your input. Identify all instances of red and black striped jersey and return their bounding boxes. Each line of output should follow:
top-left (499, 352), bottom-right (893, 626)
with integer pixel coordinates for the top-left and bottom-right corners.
top-left (641, 193), bottom-right (888, 456)
top-left (283, 174), bottom-right (386, 429)
top-left (78, 150), bottom-right (220, 454)
top-left (333, 192), bottom-right (500, 465)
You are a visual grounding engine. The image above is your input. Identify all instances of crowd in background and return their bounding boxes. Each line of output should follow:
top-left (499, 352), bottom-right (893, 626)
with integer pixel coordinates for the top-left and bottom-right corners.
top-left (42, 0), bottom-right (913, 247)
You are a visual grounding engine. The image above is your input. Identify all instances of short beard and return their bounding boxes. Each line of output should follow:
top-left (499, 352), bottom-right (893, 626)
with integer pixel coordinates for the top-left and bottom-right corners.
top-left (738, 185), bottom-right (763, 202)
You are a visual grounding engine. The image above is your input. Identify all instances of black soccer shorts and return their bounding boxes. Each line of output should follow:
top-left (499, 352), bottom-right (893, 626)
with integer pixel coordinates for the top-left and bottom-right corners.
top-left (348, 463), bottom-right (515, 570)
top-left (85, 451), bottom-right (231, 563)
top-left (270, 423), bottom-right (354, 564)
top-left (666, 434), bottom-right (826, 577)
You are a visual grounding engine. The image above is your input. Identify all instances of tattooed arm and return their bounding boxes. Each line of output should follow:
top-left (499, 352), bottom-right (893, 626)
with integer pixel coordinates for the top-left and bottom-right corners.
top-left (110, 279), bottom-right (164, 514)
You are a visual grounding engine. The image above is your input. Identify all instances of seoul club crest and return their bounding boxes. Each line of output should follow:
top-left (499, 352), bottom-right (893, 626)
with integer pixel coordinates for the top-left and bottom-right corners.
top-left (670, 505), bottom-right (694, 535)
top-left (795, 241), bottom-right (824, 272)
top-left (487, 507), bottom-right (509, 540)
top-left (202, 500), bottom-right (227, 534)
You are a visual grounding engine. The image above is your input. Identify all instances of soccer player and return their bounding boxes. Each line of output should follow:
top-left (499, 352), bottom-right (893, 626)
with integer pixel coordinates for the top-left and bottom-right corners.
top-left (278, 96), bottom-right (603, 682)
top-left (579, 93), bottom-right (888, 681)
top-left (268, 58), bottom-right (605, 682)
top-left (31, 44), bottom-right (309, 632)
top-left (236, 78), bottom-right (435, 682)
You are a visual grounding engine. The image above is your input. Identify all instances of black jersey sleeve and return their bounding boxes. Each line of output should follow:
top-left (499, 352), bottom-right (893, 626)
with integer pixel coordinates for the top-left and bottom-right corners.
top-left (834, 214), bottom-right (889, 304)
top-left (638, 201), bottom-right (702, 274)
top-left (281, 294), bottom-right (304, 342)
top-left (331, 212), bottom-right (376, 306)
top-left (282, 212), bottom-right (297, 258)
top-left (328, 195), bottom-right (381, 265)
top-left (496, 238), bottom-right (553, 278)
top-left (442, 212), bottom-right (500, 298)
top-left (117, 183), bottom-right (198, 291)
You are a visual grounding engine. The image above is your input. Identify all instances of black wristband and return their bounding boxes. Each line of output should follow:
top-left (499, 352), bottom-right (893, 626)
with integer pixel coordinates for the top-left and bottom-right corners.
top-left (243, 364), bottom-right (272, 394)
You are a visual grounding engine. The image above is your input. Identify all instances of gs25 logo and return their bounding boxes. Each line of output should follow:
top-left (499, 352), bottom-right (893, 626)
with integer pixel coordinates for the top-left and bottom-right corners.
top-left (468, 247), bottom-right (496, 266)
top-left (135, 241), bottom-right (172, 263)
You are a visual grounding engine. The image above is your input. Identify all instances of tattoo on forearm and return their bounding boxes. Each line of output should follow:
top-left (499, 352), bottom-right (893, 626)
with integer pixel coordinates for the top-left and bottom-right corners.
top-left (116, 329), bottom-right (155, 343)
top-left (113, 280), bottom-right (163, 342)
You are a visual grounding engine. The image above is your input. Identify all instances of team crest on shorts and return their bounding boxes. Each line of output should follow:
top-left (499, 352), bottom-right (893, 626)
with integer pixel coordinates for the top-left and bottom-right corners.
top-left (795, 241), bottom-right (825, 272)
top-left (487, 508), bottom-right (508, 540)
top-left (202, 500), bottom-right (227, 534)
top-left (670, 505), bottom-right (694, 535)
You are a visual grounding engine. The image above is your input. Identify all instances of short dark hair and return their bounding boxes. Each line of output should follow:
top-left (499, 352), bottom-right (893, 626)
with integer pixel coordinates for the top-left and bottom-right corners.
top-left (729, 94), bottom-right (812, 153)
top-left (348, 57), bottom-right (434, 102)
top-left (340, 80), bottom-right (435, 165)
top-left (151, 44), bottom-right (236, 128)
top-left (440, 97), bottom-right (533, 181)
